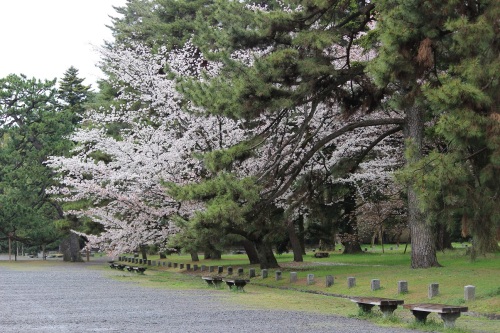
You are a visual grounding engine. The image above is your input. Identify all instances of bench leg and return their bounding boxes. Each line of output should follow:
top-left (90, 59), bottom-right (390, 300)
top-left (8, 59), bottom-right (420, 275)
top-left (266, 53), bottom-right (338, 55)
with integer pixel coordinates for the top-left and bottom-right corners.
top-left (379, 305), bottom-right (398, 317)
top-left (411, 310), bottom-right (430, 323)
top-left (440, 312), bottom-right (461, 328)
top-left (357, 303), bottom-right (375, 313)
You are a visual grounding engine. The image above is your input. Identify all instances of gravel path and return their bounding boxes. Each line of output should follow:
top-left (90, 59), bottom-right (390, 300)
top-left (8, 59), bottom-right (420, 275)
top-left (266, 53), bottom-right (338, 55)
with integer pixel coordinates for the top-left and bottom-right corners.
top-left (0, 259), bottom-right (420, 333)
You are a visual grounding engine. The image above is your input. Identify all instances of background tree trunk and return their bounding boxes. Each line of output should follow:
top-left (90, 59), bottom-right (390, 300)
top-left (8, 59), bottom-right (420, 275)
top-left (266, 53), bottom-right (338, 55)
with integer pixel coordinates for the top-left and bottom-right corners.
top-left (254, 240), bottom-right (279, 269)
top-left (242, 239), bottom-right (260, 264)
top-left (286, 219), bottom-right (303, 262)
top-left (190, 251), bottom-right (199, 262)
top-left (405, 104), bottom-right (440, 268)
top-left (61, 232), bottom-right (82, 262)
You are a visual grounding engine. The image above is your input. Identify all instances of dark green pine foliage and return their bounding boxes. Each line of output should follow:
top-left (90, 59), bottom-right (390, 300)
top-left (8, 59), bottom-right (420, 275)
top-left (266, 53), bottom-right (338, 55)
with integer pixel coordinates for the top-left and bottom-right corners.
top-left (369, 0), bottom-right (500, 264)
top-left (178, 0), bottom-right (384, 257)
top-left (405, 0), bottom-right (500, 257)
top-left (185, 0), bottom-right (377, 119)
top-left (58, 66), bottom-right (91, 124)
top-left (110, 0), bottom-right (214, 50)
top-left (0, 74), bottom-right (75, 250)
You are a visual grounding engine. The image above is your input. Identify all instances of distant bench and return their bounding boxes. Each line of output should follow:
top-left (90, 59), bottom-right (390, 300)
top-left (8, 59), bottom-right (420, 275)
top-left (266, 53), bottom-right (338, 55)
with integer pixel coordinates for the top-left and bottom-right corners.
top-left (223, 279), bottom-right (249, 291)
top-left (403, 303), bottom-right (468, 328)
top-left (202, 276), bottom-right (223, 287)
top-left (109, 263), bottom-right (126, 270)
top-left (350, 297), bottom-right (404, 317)
top-left (313, 252), bottom-right (330, 258)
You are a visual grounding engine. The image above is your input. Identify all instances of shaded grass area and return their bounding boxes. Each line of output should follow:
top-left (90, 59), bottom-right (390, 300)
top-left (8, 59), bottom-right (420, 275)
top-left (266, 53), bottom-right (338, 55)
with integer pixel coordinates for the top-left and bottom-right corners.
top-left (115, 244), bottom-right (499, 332)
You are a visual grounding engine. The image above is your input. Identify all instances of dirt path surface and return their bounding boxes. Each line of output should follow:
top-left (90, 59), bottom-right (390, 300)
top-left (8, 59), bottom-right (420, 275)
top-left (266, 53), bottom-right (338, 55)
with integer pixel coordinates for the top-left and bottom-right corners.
top-left (0, 259), bottom-right (418, 333)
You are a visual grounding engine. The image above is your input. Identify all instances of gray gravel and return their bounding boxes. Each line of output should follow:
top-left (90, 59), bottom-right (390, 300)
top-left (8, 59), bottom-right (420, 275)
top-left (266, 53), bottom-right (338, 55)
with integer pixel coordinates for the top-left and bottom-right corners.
top-left (0, 259), bottom-right (420, 333)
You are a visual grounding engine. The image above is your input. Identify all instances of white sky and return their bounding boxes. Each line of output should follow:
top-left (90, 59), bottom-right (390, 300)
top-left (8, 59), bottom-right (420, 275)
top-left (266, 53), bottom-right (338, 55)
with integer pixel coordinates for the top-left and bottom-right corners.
top-left (0, 0), bottom-right (127, 89)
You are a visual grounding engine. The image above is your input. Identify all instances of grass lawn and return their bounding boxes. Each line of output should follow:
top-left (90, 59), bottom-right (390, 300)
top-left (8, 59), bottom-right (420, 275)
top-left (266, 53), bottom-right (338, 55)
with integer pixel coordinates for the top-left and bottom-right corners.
top-left (112, 243), bottom-right (499, 333)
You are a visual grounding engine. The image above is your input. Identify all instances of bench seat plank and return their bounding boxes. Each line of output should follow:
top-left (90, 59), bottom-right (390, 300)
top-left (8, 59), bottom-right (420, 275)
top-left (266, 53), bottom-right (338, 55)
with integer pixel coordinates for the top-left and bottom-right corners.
top-left (350, 297), bottom-right (404, 317)
top-left (403, 303), bottom-right (468, 328)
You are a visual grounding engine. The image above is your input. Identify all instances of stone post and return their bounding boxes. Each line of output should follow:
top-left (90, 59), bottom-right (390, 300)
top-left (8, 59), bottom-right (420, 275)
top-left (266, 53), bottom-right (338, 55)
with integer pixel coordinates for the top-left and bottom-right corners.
top-left (261, 269), bottom-right (268, 279)
top-left (249, 268), bottom-right (256, 278)
top-left (179, 263), bottom-right (184, 269)
top-left (186, 264), bottom-right (191, 271)
top-left (307, 274), bottom-right (315, 285)
top-left (428, 283), bottom-right (439, 299)
top-left (201, 265), bottom-right (206, 272)
top-left (237, 267), bottom-right (244, 276)
top-left (193, 265), bottom-right (198, 271)
top-left (290, 272), bottom-right (297, 283)
top-left (371, 279), bottom-right (381, 291)
top-left (275, 271), bottom-right (282, 281)
top-left (325, 275), bottom-right (334, 287)
top-left (218, 266), bottom-right (223, 274)
top-left (167, 262), bottom-right (172, 268)
top-left (347, 277), bottom-right (356, 288)
top-left (398, 281), bottom-right (408, 294)
top-left (227, 266), bottom-right (233, 275)
top-left (464, 285), bottom-right (475, 301)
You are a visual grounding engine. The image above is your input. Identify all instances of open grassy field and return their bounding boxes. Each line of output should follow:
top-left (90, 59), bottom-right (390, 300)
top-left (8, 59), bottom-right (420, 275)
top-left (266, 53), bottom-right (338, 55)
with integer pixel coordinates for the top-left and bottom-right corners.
top-left (111, 244), bottom-right (499, 333)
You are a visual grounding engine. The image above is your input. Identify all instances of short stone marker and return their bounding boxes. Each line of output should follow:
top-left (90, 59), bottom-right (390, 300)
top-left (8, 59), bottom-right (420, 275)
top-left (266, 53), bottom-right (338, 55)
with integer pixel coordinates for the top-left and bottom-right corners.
top-left (209, 266), bottom-right (215, 273)
top-left (347, 277), bottom-right (356, 288)
top-left (151, 261), bottom-right (156, 266)
top-left (237, 267), bottom-right (244, 276)
top-left (325, 275), bottom-right (334, 287)
top-left (218, 266), bottom-right (223, 274)
top-left (179, 263), bottom-right (184, 269)
top-left (186, 264), bottom-right (191, 270)
top-left (227, 266), bottom-right (233, 275)
top-left (201, 265), bottom-right (206, 272)
top-left (290, 272), bottom-right (298, 283)
top-left (428, 283), bottom-right (439, 299)
top-left (147, 260), bottom-right (152, 265)
top-left (307, 274), bottom-right (315, 285)
top-left (249, 268), bottom-right (256, 278)
top-left (275, 271), bottom-right (282, 281)
top-left (261, 269), bottom-right (268, 279)
top-left (193, 264), bottom-right (198, 271)
top-left (173, 263), bottom-right (178, 268)
top-left (398, 281), bottom-right (408, 294)
top-left (167, 262), bottom-right (172, 268)
top-left (464, 285), bottom-right (475, 301)
top-left (371, 279), bottom-right (381, 291)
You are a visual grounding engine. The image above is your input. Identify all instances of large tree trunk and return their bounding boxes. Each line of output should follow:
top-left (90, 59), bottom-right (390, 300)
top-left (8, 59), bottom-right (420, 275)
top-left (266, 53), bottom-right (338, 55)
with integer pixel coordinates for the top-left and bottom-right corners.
top-left (140, 245), bottom-right (148, 260)
top-left (286, 219), bottom-right (303, 262)
top-left (242, 239), bottom-right (260, 264)
top-left (190, 251), bottom-right (199, 262)
top-left (254, 240), bottom-right (279, 269)
top-left (61, 232), bottom-right (82, 262)
top-left (297, 215), bottom-right (306, 255)
top-left (340, 186), bottom-right (362, 254)
top-left (405, 104), bottom-right (440, 268)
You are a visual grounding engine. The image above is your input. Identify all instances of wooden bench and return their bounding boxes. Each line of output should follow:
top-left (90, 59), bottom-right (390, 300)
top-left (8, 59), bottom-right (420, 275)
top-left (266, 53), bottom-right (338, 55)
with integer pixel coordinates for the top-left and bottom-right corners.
top-left (223, 279), bottom-right (249, 291)
top-left (313, 252), bottom-right (330, 258)
top-left (202, 276), bottom-right (223, 287)
top-left (124, 266), bottom-right (147, 274)
top-left (109, 263), bottom-right (126, 270)
top-left (350, 297), bottom-right (404, 317)
top-left (403, 303), bottom-right (468, 328)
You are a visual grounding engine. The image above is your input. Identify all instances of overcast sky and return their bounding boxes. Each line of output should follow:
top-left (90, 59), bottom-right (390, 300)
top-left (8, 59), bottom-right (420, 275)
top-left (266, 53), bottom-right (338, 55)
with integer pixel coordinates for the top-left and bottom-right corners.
top-left (0, 0), bottom-right (127, 89)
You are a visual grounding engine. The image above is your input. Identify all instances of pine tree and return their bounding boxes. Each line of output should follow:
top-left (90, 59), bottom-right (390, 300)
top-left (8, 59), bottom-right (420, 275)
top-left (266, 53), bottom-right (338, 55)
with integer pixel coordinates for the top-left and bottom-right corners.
top-left (58, 66), bottom-right (91, 123)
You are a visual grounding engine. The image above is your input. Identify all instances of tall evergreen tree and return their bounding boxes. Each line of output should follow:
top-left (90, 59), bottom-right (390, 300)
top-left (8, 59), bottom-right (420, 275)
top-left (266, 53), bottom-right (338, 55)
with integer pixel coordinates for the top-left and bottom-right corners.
top-left (0, 74), bottom-right (74, 257)
top-left (369, 0), bottom-right (500, 266)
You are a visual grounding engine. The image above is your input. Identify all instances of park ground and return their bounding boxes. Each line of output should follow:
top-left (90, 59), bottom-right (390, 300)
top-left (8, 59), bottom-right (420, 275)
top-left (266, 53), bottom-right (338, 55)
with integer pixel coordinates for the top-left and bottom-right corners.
top-left (1, 243), bottom-right (499, 332)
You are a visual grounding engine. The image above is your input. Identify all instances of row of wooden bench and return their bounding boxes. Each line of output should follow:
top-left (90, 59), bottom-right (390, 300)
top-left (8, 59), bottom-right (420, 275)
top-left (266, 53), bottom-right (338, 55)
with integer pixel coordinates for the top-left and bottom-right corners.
top-left (109, 262), bottom-right (147, 274)
top-left (350, 297), bottom-right (468, 328)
